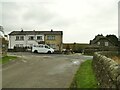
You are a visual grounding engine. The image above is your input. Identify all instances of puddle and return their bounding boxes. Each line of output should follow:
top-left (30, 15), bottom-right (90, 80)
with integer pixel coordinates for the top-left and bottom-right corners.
top-left (72, 60), bottom-right (80, 65)
top-left (48, 60), bottom-right (82, 75)
top-left (47, 63), bottom-right (74, 75)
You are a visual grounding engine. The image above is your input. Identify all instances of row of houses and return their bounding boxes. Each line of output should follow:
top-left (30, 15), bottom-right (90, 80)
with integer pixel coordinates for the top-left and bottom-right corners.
top-left (1, 25), bottom-right (119, 55)
top-left (90, 34), bottom-right (118, 47)
top-left (8, 29), bottom-right (63, 51)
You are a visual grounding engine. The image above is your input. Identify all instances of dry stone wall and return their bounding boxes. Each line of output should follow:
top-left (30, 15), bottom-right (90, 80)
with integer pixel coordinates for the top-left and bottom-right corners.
top-left (93, 52), bottom-right (120, 88)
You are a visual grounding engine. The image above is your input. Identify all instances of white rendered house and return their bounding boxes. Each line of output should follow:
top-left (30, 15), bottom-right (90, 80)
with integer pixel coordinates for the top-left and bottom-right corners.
top-left (9, 30), bottom-right (44, 49)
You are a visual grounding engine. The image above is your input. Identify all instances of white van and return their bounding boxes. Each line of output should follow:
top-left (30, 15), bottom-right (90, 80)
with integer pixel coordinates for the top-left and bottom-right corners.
top-left (32, 44), bottom-right (54, 54)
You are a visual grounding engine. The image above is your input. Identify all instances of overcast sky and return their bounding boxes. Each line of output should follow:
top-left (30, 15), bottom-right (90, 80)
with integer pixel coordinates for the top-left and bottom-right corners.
top-left (0, 0), bottom-right (119, 43)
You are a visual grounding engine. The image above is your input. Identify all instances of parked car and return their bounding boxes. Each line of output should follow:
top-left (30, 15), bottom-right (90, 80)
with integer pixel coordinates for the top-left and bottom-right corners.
top-left (32, 44), bottom-right (54, 54)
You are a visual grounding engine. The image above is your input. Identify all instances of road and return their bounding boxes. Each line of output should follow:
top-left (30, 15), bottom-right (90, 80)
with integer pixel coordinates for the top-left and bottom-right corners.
top-left (2, 52), bottom-right (93, 88)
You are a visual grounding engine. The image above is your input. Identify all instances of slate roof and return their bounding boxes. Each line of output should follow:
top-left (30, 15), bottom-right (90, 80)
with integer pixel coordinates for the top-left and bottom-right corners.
top-left (9, 31), bottom-right (63, 35)
top-left (94, 37), bottom-right (115, 45)
top-left (90, 36), bottom-right (115, 46)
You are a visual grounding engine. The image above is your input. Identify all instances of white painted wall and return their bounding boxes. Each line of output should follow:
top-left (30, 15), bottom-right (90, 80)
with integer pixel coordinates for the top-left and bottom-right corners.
top-left (9, 34), bottom-right (44, 49)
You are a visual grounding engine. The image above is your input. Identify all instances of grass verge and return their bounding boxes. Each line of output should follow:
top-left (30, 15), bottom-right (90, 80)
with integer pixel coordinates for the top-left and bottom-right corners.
top-left (70, 60), bottom-right (98, 88)
top-left (0, 56), bottom-right (17, 64)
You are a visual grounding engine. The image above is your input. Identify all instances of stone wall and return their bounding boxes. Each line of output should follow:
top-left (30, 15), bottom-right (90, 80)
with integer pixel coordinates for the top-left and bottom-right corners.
top-left (84, 46), bottom-right (118, 55)
top-left (93, 52), bottom-right (120, 88)
top-left (0, 37), bottom-right (8, 57)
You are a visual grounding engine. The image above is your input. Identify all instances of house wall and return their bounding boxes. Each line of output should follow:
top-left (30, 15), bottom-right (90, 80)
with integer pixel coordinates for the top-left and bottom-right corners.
top-left (9, 35), bottom-right (44, 49)
top-left (93, 39), bottom-right (114, 46)
top-left (63, 43), bottom-right (89, 49)
top-left (45, 34), bottom-right (63, 51)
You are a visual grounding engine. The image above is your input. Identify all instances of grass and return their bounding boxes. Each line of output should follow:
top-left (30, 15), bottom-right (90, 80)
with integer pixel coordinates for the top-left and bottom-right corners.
top-left (0, 56), bottom-right (17, 64)
top-left (71, 60), bottom-right (98, 88)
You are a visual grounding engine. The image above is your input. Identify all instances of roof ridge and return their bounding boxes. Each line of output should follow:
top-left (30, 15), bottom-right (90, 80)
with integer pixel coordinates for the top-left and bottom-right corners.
top-left (8, 30), bottom-right (63, 35)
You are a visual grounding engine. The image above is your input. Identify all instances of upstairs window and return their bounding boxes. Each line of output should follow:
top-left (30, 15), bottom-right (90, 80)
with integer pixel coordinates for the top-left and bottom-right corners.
top-left (16, 36), bottom-right (19, 40)
top-left (28, 36), bottom-right (34, 40)
top-left (97, 42), bottom-right (100, 45)
top-left (47, 35), bottom-right (55, 40)
top-left (16, 36), bottom-right (24, 40)
top-left (105, 42), bottom-right (108, 46)
top-left (20, 36), bottom-right (24, 40)
top-left (37, 36), bottom-right (43, 40)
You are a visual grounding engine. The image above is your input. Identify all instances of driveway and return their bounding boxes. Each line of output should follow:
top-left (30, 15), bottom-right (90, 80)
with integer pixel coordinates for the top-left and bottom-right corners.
top-left (2, 52), bottom-right (93, 88)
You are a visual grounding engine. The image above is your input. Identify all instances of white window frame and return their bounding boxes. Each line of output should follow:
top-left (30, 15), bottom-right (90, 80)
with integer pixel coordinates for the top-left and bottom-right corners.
top-left (16, 36), bottom-right (24, 41)
top-left (97, 42), bottom-right (100, 45)
top-left (28, 36), bottom-right (34, 40)
top-left (36, 36), bottom-right (43, 40)
top-left (105, 42), bottom-right (108, 46)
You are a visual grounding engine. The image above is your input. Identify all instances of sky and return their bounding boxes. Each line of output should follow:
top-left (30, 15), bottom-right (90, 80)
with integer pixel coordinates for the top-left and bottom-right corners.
top-left (0, 0), bottom-right (119, 43)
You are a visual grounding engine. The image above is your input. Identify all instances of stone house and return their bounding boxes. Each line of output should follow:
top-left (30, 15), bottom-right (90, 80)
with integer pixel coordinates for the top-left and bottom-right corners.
top-left (8, 29), bottom-right (63, 51)
top-left (84, 34), bottom-right (118, 55)
top-left (90, 34), bottom-right (116, 47)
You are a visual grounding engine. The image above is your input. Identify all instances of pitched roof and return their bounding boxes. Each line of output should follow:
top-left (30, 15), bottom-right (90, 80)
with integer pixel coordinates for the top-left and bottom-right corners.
top-left (91, 37), bottom-right (115, 45)
top-left (9, 31), bottom-right (63, 35)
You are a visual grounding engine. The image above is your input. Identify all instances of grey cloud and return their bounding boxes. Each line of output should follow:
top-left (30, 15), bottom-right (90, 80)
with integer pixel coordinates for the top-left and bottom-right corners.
top-left (22, 3), bottom-right (56, 24)
top-left (1, 0), bottom-right (119, 43)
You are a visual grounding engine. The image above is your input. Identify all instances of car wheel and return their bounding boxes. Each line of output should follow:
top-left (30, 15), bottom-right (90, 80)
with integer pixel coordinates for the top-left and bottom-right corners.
top-left (47, 51), bottom-right (51, 54)
top-left (34, 50), bottom-right (38, 53)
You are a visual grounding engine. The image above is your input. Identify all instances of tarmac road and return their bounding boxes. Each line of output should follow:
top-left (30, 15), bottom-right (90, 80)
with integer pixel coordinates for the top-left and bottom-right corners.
top-left (2, 52), bottom-right (93, 88)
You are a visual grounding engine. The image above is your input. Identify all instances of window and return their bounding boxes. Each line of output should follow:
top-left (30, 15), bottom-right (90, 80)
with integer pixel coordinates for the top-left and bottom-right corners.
top-left (47, 36), bottom-right (55, 40)
top-left (20, 36), bottom-right (24, 40)
top-left (16, 36), bottom-right (19, 40)
top-left (28, 36), bottom-right (34, 40)
top-left (37, 36), bottom-right (42, 40)
top-left (105, 42), bottom-right (108, 46)
top-left (33, 45), bottom-right (37, 47)
top-left (15, 44), bottom-right (23, 47)
top-left (45, 45), bottom-right (49, 49)
top-left (97, 42), bottom-right (100, 45)
top-left (39, 45), bottom-right (43, 48)
top-left (19, 44), bottom-right (23, 47)
top-left (16, 44), bottom-right (19, 47)
top-left (16, 36), bottom-right (24, 40)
